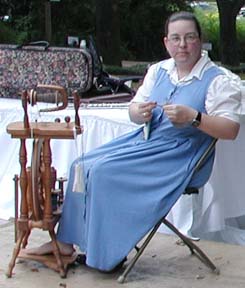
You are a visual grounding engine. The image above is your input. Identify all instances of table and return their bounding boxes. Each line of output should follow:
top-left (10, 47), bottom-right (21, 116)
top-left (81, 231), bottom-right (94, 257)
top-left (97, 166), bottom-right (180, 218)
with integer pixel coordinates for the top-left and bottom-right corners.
top-left (1, 98), bottom-right (245, 245)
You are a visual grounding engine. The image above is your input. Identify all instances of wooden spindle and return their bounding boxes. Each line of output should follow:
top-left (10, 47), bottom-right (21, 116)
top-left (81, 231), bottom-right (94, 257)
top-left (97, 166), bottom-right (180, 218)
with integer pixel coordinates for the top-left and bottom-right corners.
top-left (73, 90), bottom-right (81, 129)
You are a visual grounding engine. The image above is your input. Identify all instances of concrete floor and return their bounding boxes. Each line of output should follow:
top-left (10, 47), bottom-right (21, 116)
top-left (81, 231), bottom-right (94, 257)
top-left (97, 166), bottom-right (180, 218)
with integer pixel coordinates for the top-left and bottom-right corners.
top-left (1, 219), bottom-right (245, 288)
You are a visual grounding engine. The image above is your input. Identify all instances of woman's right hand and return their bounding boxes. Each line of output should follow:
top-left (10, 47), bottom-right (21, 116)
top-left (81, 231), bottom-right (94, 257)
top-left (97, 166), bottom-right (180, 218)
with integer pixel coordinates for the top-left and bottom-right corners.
top-left (129, 101), bottom-right (157, 124)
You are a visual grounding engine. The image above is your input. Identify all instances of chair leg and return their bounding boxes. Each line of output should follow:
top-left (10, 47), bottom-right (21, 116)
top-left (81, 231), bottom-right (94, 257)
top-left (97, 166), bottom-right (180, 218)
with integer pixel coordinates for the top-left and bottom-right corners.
top-left (118, 216), bottom-right (220, 284)
top-left (162, 218), bottom-right (220, 274)
top-left (117, 220), bottom-right (162, 284)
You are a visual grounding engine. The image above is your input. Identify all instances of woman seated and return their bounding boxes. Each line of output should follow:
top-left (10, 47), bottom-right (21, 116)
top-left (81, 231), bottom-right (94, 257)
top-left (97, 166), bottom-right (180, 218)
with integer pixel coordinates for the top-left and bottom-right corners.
top-left (27, 11), bottom-right (241, 272)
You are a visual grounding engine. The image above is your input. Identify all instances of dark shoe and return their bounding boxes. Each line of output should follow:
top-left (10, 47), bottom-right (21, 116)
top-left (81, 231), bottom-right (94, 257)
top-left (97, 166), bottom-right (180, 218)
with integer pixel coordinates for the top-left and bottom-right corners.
top-left (76, 253), bottom-right (86, 265)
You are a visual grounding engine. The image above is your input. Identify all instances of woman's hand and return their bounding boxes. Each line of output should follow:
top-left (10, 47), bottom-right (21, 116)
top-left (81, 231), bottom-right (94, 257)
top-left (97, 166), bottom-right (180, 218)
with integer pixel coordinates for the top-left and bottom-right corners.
top-left (129, 101), bottom-right (157, 124)
top-left (163, 104), bottom-right (196, 126)
top-left (163, 104), bottom-right (240, 139)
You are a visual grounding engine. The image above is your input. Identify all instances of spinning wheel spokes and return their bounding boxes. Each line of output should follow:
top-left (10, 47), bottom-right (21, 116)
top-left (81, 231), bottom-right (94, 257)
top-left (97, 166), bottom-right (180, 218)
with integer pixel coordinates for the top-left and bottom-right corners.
top-left (30, 138), bottom-right (44, 221)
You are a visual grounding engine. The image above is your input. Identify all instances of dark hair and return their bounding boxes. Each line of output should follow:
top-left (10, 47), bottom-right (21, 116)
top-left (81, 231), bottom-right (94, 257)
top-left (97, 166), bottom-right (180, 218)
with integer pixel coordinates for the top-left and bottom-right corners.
top-left (164, 11), bottom-right (202, 38)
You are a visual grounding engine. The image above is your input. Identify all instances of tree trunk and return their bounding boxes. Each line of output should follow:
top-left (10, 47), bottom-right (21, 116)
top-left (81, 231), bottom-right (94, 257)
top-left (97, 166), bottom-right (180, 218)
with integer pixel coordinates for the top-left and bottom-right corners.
top-left (44, 1), bottom-right (52, 43)
top-left (95, 0), bottom-right (121, 66)
top-left (216, 0), bottom-right (245, 66)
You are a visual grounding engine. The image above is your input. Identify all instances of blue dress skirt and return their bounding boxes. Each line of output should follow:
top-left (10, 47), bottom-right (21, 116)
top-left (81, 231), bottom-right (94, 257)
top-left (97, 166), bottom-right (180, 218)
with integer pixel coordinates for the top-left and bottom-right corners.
top-left (57, 66), bottom-right (220, 271)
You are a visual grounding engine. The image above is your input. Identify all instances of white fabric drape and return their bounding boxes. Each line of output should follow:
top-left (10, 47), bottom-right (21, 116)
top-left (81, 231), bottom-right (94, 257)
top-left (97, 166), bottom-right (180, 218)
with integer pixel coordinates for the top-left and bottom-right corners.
top-left (0, 99), bottom-right (137, 219)
top-left (2, 98), bottom-right (245, 245)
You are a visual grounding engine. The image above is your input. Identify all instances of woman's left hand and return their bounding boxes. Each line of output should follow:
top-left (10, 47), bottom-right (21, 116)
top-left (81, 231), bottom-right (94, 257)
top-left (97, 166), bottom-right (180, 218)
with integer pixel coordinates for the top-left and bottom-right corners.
top-left (163, 104), bottom-right (197, 126)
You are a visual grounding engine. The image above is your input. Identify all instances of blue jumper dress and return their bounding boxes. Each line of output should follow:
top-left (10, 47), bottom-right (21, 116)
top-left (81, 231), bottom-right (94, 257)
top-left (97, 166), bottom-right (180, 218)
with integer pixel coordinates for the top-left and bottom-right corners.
top-left (57, 65), bottom-right (223, 271)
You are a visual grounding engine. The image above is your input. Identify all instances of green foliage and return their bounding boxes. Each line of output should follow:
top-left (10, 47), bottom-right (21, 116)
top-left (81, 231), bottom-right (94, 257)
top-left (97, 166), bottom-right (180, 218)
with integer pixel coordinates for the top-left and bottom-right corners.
top-left (0, 0), bottom-right (191, 60)
top-left (4, 0), bottom-right (238, 63)
top-left (1, 0), bottom-right (95, 46)
top-left (120, 0), bottom-right (191, 61)
top-left (194, 9), bottom-right (220, 61)
top-left (236, 17), bottom-right (245, 62)
top-left (194, 7), bottom-right (245, 64)
top-left (12, 15), bottom-right (32, 43)
top-left (0, 22), bottom-right (18, 43)
top-left (50, 0), bottom-right (95, 45)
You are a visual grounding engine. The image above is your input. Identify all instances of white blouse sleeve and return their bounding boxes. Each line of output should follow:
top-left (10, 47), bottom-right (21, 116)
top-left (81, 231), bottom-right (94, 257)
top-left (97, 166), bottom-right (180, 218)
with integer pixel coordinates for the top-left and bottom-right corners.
top-left (131, 63), bottom-right (160, 103)
top-left (205, 73), bottom-right (242, 123)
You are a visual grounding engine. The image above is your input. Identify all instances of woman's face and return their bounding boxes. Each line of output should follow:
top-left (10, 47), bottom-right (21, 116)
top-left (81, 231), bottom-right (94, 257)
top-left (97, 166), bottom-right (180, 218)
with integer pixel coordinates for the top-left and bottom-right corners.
top-left (164, 19), bottom-right (202, 68)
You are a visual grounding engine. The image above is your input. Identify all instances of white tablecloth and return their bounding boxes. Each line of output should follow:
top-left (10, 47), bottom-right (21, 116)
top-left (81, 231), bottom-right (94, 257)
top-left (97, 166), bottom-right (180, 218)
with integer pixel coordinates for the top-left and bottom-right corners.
top-left (0, 99), bottom-right (138, 220)
top-left (1, 98), bottom-right (245, 245)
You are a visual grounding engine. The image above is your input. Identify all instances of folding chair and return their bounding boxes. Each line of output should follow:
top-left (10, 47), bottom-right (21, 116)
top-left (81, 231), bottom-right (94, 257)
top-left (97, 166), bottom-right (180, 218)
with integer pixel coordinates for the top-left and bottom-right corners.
top-left (118, 138), bottom-right (219, 283)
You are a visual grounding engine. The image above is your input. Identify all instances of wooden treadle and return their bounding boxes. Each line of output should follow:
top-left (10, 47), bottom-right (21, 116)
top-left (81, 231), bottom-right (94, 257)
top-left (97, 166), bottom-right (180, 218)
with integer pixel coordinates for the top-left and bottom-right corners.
top-left (18, 249), bottom-right (77, 272)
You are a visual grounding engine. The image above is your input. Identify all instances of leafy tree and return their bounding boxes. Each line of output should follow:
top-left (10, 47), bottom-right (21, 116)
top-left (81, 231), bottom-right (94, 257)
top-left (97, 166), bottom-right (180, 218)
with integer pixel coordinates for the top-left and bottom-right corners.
top-left (0, 21), bottom-right (17, 43)
top-left (95, 0), bottom-right (121, 65)
top-left (50, 0), bottom-right (95, 44)
top-left (119, 0), bottom-right (191, 62)
top-left (9, 0), bottom-right (245, 67)
top-left (0, 0), bottom-right (191, 63)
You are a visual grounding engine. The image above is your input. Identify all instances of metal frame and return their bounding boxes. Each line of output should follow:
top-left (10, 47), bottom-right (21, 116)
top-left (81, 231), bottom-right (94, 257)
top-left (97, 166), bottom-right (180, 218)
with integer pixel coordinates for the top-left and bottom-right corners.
top-left (118, 138), bottom-right (218, 283)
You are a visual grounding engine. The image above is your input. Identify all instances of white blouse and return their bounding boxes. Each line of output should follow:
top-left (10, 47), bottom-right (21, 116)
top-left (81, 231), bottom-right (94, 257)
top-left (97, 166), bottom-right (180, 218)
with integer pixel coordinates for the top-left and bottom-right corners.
top-left (132, 51), bottom-right (242, 123)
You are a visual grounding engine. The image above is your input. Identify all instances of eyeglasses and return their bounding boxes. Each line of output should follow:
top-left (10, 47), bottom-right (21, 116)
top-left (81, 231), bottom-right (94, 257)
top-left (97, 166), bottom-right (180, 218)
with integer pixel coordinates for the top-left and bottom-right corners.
top-left (167, 33), bottom-right (199, 46)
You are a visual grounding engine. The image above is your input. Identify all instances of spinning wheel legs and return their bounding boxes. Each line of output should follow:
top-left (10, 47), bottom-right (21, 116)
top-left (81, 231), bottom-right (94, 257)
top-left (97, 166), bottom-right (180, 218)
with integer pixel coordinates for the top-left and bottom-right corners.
top-left (6, 230), bottom-right (27, 278)
top-left (6, 138), bottom-right (73, 278)
top-left (49, 230), bottom-right (67, 278)
top-left (6, 87), bottom-right (82, 279)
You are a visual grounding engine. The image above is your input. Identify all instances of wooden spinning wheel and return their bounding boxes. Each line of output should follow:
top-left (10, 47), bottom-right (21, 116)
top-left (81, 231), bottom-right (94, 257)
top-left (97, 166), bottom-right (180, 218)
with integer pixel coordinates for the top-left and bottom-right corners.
top-left (29, 139), bottom-right (44, 221)
top-left (6, 86), bottom-right (82, 278)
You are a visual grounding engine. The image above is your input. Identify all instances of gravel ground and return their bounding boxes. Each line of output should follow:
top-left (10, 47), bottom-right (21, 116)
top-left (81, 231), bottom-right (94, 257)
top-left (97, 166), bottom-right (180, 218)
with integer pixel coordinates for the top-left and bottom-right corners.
top-left (1, 220), bottom-right (245, 288)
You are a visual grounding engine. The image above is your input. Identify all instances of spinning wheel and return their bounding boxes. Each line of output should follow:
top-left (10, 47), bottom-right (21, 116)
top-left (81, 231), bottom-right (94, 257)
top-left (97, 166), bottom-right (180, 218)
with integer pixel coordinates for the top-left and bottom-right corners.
top-left (28, 139), bottom-right (60, 222)
top-left (6, 85), bottom-right (82, 278)
top-left (29, 139), bottom-right (44, 222)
